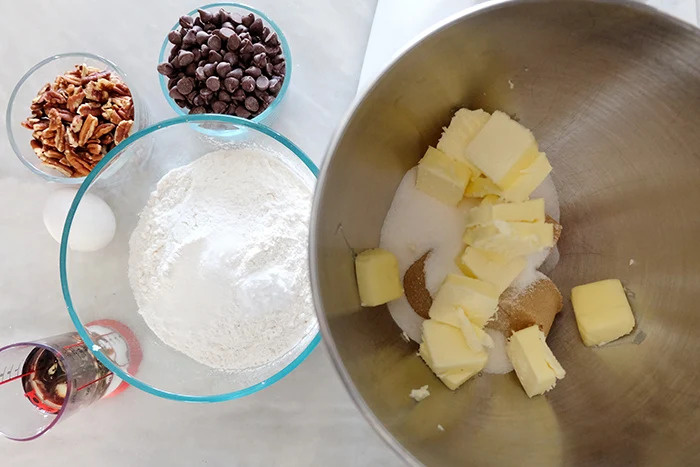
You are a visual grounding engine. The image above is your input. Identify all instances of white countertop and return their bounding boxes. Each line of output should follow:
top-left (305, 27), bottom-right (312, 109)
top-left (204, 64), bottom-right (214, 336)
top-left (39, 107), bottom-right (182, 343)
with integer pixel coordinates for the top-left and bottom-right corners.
top-left (1, 0), bottom-right (697, 465)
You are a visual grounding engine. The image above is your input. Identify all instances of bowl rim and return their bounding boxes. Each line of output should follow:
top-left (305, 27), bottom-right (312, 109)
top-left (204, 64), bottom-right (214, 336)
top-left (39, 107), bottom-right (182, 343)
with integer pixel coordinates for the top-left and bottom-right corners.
top-left (60, 113), bottom-right (320, 403)
top-left (6, 52), bottom-right (143, 185)
top-left (157, 2), bottom-right (292, 121)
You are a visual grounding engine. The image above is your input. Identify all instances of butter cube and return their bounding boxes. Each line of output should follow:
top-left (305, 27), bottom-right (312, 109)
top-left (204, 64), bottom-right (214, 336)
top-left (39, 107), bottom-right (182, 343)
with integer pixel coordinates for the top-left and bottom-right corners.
top-left (463, 221), bottom-right (553, 258)
top-left (481, 195), bottom-right (501, 205)
top-left (465, 177), bottom-right (503, 198)
top-left (421, 320), bottom-right (488, 376)
top-left (437, 109), bottom-right (490, 180)
top-left (456, 312), bottom-right (494, 352)
top-left (465, 111), bottom-right (540, 189)
top-left (465, 198), bottom-right (545, 227)
top-left (416, 146), bottom-right (471, 206)
top-left (354, 248), bottom-right (403, 307)
top-left (429, 274), bottom-right (499, 327)
top-left (501, 152), bottom-right (553, 202)
top-left (419, 343), bottom-right (483, 390)
top-left (571, 279), bottom-right (635, 346)
top-left (507, 325), bottom-right (566, 398)
top-left (459, 247), bottom-right (527, 293)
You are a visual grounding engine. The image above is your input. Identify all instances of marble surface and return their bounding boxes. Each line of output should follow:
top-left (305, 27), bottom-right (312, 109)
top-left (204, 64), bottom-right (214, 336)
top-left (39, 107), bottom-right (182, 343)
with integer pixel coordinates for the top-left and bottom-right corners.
top-left (0, 1), bottom-right (404, 466)
top-left (1, 0), bottom-right (699, 465)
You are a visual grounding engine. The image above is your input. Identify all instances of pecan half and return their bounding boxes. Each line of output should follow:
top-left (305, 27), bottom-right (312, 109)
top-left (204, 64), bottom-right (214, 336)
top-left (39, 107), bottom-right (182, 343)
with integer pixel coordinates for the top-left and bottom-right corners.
top-left (55, 124), bottom-right (66, 152)
top-left (92, 123), bottom-right (114, 139)
top-left (114, 120), bottom-right (133, 144)
top-left (77, 102), bottom-right (102, 117)
top-left (70, 115), bottom-right (83, 133)
top-left (78, 114), bottom-right (98, 146)
top-left (67, 89), bottom-right (86, 112)
top-left (43, 159), bottom-right (74, 177)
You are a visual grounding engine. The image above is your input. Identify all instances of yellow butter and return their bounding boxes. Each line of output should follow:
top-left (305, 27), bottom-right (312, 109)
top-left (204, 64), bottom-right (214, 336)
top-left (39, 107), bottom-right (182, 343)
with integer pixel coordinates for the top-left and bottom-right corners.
top-left (459, 247), bottom-right (527, 294)
top-left (437, 109), bottom-right (490, 180)
top-left (465, 198), bottom-right (545, 227)
top-left (354, 248), bottom-right (403, 307)
top-left (416, 146), bottom-right (471, 206)
top-left (465, 111), bottom-right (540, 189)
top-left (571, 279), bottom-right (635, 346)
top-left (501, 152), bottom-right (553, 202)
top-left (419, 343), bottom-right (481, 390)
top-left (465, 177), bottom-right (503, 198)
top-left (463, 221), bottom-right (554, 258)
top-left (456, 312), bottom-right (494, 353)
top-left (429, 274), bottom-right (499, 327)
top-left (421, 320), bottom-right (488, 380)
top-left (481, 195), bottom-right (501, 205)
top-left (507, 324), bottom-right (566, 398)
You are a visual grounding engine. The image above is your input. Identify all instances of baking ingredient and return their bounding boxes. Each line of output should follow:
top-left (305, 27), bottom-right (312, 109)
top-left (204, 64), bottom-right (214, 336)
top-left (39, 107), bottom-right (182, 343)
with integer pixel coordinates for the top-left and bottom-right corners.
top-left (436, 108), bottom-right (490, 179)
top-left (128, 148), bottom-right (315, 370)
top-left (409, 385), bottom-right (431, 402)
top-left (465, 176), bottom-right (503, 198)
top-left (422, 319), bottom-right (488, 374)
top-left (481, 194), bottom-right (500, 205)
top-left (415, 146), bottom-right (471, 206)
top-left (429, 274), bottom-right (499, 327)
top-left (507, 324), bottom-right (566, 397)
top-left (404, 251), bottom-right (432, 318)
top-left (465, 198), bottom-right (545, 227)
top-left (488, 272), bottom-right (563, 337)
top-left (157, 8), bottom-right (286, 118)
top-left (483, 329), bottom-right (513, 374)
top-left (501, 152), bottom-right (553, 202)
top-left (355, 248), bottom-right (403, 306)
top-left (456, 312), bottom-right (494, 353)
top-left (465, 111), bottom-right (539, 189)
top-left (22, 64), bottom-right (134, 177)
top-left (459, 247), bottom-right (527, 294)
top-left (43, 188), bottom-right (116, 252)
top-left (463, 221), bottom-right (554, 258)
top-left (571, 279), bottom-right (635, 346)
top-left (419, 328), bottom-right (486, 390)
top-left (546, 215), bottom-right (563, 244)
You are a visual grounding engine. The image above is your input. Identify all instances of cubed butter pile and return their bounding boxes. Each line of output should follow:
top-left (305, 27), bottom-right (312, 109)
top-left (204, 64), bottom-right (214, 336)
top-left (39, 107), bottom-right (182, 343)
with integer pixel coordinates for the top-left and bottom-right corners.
top-left (354, 248), bottom-right (403, 307)
top-left (507, 325), bottom-right (566, 397)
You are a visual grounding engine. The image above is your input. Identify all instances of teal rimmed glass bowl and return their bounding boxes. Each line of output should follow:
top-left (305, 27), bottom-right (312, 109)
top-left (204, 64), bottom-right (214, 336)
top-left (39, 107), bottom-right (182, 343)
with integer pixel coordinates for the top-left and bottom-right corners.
top-left (60, 115), bottom-right (319, 402)
top-left (157, 3), bottom-right (291, 127)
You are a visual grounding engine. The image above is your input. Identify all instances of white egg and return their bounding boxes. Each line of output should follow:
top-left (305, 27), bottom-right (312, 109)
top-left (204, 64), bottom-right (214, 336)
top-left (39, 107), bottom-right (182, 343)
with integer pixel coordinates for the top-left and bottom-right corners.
top-left (43, 188), bottom-right (116, 252)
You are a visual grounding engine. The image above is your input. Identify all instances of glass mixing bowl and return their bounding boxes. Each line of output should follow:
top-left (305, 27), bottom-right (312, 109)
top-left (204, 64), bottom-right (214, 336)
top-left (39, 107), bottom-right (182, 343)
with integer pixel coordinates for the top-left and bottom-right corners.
top-left (60, 114), bottom-right (319, 402)
top-left (157, 3), bottom-right (291, 127)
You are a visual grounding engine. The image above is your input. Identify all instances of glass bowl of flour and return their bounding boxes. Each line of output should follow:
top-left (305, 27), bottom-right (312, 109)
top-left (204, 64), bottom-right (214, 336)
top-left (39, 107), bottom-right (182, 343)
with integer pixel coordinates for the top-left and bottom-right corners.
top-left (59, 114), bottom-right (320, 402)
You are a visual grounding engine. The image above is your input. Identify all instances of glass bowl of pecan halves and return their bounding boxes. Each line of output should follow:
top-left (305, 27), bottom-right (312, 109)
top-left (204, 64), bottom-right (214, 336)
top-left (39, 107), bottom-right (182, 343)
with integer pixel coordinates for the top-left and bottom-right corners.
top-left (7, 53), bottom-right (148, 183)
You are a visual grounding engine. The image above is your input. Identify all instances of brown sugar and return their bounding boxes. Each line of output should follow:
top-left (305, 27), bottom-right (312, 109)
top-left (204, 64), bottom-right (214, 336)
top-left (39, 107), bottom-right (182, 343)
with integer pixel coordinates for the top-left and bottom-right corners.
top-left (404, 250), bottom-right (433, 319)
top-left (487, 273), bottom-right (563, 336)
top-left (545, 214), bottom-right (563, 244)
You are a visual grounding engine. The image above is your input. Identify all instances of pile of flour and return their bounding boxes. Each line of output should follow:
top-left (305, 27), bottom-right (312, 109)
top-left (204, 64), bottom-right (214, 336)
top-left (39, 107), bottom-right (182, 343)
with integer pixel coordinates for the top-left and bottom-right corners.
top-left (128, 149), bottom-right (316, 371)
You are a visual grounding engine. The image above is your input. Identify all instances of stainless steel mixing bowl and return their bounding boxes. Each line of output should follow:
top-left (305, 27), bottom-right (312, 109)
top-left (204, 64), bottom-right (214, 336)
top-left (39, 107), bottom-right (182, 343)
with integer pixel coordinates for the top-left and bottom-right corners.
top-left (310, 0), bottom-right (700, 465)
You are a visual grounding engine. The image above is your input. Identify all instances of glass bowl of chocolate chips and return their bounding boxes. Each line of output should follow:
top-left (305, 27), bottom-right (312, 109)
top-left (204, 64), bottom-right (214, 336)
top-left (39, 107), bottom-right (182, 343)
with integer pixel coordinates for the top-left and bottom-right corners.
top-left (157, 3), bottom-right (290, 129)
top-left (7, 53), bottom-right (147, 183)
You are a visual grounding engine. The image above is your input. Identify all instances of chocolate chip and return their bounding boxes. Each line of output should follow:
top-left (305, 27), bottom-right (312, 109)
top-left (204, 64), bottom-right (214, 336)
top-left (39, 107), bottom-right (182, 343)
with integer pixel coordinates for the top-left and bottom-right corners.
top-left (195, 66), bottom-right (206, 81)
top-left (252, 43), bottom-right (266, 55)
top-left (239, 39), bottom-right (254, 54)
top-left (200, 88), bottom-right (214, 101)
top-left (196, 31), bottom-right (210, 45)
top-left (168, 30), bottom-right (182, 45)
top-left (190, 106), bottom-right (206, 114)
top-left (262, 26), bottom-right (270, 38)
top-left (265, 63), bottom-right (274, 77)
top-left (200, 44), bottom-right (210, 58)
top-left (230, 12), bottom-right (243, 24)
top-left (226, 103), bottom-right (237, 115)
top-left (207, 35), bottom-right (222, 51)
top-left (194, 17), bottom-right (203, 28)
top-left (192, 48), bottom-right (202, 62)
top-left (241, 76), bottom-right (256, 92)
top-left (224, 77), bottom-right (239, 92)
top-left (232, 89), bottom-right (246, 101)
top-left (178, 50), bottom-right (195, 66)
top-left (167, 77), bottom-right (178, 89)
top-left (230, 68), bottom-right (244, 80)
top-left (241, 13), bottom-right (255, 27)
top-left (223, 52), bottom-right (238, 66)
top-left (250, 18), bottom-right (264, 36)
top-left (266, 45), bottom-right (281, 56)
top-left (253, 53), bottom-right (267, 68)
top-left (175, 100), bottom-right (188, 108)
top-left (256, 75), bottom-right (269, 91)
top-left (179, 15), bottom-right (194, 28)
top-left (169, 87), bottom-right (185, 100)
top-left (265, 32), bottom-right (279, 46)
top-left (218, 27), bottom-right (235, 40)
top-left (235, 25), bottom-right (248, 34)
top-left (157, 62), bottom-right (175, 77)
top-left (221, 21), bottom-right (234, 30)
top-left (218, 90), bottom-right (232, 102)
top-left (203, 63), bottom-right (216, 77)
top-left (192, 94), bottom-right (205, 107)
top-left (208, 50), bottom-right (222, 63)
top-left (240, 53), bottom-right (253, 64)
top-left (185, 62), bottom-right (197, 77)
top-left (176, 77), bottom-right (195, 95)
top-left (216, 8), bottom-right (228, 26)
top-left (274, 62), bottom-right (286, 75)
top-left (271, 53), bottom-right (285, 65)
top-left (216, 62), bottom-right (232, 77)
top-left (198, 8), bottom-right (215, 24)
top-left (245, 66), bottom-right (261, 78)
top-left (186, 90), bottom-right (197, 104)
top-left (210, 100), bottom-right (227, 113)
top-left (269, 77), bottom-right (282, 94)
top-left (235, 106), bottom-right (251, 118)
top-left (244, 96), bottom-right (260, 112)
top-left (183, 29), bottom-right (197, 46)
top-left (227, 34), bottom-right (241, 51)
top-left (206, 76), bottom-right (221, 91)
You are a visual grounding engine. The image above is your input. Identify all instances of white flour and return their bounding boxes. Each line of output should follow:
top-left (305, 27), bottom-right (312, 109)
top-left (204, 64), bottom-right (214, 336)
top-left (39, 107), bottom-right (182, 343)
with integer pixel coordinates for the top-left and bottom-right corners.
top-left (128, 149), bottom-right (316, 371)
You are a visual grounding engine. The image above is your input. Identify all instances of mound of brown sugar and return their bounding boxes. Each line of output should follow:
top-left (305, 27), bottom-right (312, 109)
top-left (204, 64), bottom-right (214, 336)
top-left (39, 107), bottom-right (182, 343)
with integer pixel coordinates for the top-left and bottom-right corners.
top-left (404, 250), bottom-right (432, 318)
